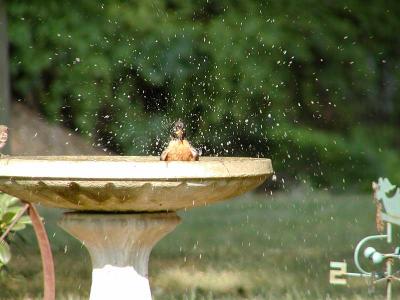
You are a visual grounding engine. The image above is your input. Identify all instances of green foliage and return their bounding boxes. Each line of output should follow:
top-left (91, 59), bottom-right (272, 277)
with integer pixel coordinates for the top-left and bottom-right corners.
top-left (7, 0), bottom-right (400, 189)
top-left (0, 193), bottom-right (31, 269)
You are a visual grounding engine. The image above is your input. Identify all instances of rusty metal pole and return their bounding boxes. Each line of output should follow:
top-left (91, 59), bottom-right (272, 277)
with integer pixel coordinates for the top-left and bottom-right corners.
top-left (27, 203), bottom-right (56, 300)
top-left (0, 0), bottom-right (10, 154)
top-left (0, 202), bottom-right (56, 300)
top-left (0, 202), bottom-right (56, 299)
top-left (386, 259), bottom-right (392, 300)
top-left (386, 222), bottom-right (392, 300)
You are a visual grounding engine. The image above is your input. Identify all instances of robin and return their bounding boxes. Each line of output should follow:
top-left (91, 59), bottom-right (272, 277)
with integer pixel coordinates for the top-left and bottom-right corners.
top-left (160, 120), bottom-right (200, 161)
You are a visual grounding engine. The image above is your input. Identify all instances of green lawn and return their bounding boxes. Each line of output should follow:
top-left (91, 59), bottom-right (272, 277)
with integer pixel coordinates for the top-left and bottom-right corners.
top-left (0, 185), bottom-right (396, 299)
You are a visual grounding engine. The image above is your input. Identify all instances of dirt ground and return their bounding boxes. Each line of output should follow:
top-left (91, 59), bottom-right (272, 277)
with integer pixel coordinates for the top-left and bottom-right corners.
top-left (9, 102), bottom-right (104, 156)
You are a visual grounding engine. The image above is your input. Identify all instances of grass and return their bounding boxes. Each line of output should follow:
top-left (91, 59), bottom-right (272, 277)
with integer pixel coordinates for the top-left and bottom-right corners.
top-left (0, 184), bottom-right (397, 299)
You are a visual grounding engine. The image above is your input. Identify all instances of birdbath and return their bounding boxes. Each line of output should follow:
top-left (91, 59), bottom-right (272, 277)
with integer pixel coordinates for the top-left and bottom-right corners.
top-left (0, 156), bottom-right (273, 299)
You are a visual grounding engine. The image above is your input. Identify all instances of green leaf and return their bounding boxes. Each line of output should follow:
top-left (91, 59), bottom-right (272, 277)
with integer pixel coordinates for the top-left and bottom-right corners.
top-left (0, 241), bottom-right (11, 265)
top-left (0, 193), bottom-right (20, 220)
top-left (1, 212), bottom-right (17, 225)
top-left (18, 216), bottom-right (32, 225)
top-left (3, 206), bottom-right (22, 215)
top-left (0, 193), bottom-right (19, 207)
top-left (10, 223), bottom-right (26, 232)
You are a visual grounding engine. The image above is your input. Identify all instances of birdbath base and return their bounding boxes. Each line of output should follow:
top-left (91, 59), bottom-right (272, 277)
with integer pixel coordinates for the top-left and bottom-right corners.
top-left (59, 212), bottom-right (181, 300)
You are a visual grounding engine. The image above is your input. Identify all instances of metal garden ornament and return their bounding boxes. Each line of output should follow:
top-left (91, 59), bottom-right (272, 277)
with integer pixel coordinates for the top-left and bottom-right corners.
top-left (330, 178), bottom-right (400, 300)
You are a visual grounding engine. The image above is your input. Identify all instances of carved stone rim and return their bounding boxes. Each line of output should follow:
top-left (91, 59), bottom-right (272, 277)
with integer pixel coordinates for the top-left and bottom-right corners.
top-left (0, 156), bottom-right (273, 180)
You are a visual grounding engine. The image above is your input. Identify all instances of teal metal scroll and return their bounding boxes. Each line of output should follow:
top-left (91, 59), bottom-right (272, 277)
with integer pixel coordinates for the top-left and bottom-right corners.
top-left (330, 178), bottom-right (400, 300)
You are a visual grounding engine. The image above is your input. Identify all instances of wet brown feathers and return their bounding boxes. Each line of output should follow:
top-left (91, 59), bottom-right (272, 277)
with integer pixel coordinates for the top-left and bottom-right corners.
top-left (160, 121), bottom-right (199, 161)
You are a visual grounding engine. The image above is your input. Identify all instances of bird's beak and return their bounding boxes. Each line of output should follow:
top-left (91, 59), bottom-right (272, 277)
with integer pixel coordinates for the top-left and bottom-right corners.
top-left (175, 129), bottom-right (183, 139)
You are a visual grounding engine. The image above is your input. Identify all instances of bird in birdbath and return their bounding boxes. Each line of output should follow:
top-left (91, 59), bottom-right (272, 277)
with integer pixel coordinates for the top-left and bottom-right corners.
top-left (0, 125), bottom-right (8, 156)
top-left (160, 120), bottom-right (200, 161)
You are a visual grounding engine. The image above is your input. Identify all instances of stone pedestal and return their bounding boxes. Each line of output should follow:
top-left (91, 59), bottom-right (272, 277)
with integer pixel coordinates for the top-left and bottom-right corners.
top-left (59, 213), bottom-right (181, 300)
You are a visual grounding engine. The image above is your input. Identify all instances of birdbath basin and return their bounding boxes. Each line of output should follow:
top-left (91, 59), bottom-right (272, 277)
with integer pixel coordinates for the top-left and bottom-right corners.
top-left (0, 156), bottom-right (273, 299)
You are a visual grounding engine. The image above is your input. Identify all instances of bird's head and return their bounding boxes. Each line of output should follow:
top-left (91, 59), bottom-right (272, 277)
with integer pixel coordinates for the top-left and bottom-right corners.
top-left (171, 120), bottom-right (185, 140)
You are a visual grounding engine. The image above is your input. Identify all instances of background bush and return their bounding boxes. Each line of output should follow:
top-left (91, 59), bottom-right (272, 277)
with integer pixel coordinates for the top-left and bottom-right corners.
top-left (7, 0), bottom-right (400, 189)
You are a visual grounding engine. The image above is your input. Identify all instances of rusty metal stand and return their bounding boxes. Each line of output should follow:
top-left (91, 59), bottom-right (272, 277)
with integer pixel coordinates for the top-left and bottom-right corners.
top-left (0, 202), bottom-right (55, 300)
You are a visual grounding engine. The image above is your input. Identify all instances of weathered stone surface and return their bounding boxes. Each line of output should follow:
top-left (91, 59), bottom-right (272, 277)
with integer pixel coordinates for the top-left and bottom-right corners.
top-left (0, 156), bottom-right (273, 212)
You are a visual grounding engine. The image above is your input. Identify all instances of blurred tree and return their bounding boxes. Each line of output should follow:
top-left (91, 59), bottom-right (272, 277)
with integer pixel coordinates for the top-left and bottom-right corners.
top-left (6, 0), bottom-right (400, 189)
top-left (0, 1), bottom-right (10, 154)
